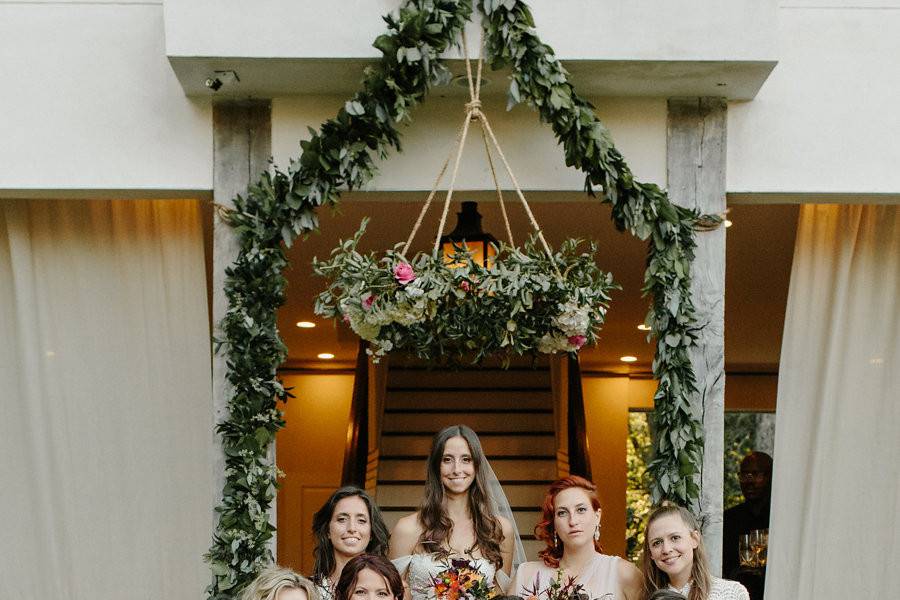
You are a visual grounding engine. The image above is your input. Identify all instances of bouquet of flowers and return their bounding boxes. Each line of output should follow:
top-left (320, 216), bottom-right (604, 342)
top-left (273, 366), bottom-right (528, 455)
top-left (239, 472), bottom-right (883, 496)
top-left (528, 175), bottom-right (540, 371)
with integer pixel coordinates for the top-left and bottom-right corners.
top-left (428, 558), bottom-right (497, 600)
top-left (522, 569), bottom-right (609, 600)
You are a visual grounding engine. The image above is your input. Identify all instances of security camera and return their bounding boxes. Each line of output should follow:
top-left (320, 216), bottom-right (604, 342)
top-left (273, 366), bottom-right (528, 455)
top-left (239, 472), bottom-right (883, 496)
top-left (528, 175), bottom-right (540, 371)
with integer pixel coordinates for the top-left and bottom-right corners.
top-left (205, 77), bottom-right (223, 92)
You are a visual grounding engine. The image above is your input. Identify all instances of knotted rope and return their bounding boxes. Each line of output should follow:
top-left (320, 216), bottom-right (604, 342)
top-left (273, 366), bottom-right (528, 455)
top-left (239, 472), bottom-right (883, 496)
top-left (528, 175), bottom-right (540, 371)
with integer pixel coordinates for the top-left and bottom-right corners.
top-left (401, 31), bottom-right (560, 277)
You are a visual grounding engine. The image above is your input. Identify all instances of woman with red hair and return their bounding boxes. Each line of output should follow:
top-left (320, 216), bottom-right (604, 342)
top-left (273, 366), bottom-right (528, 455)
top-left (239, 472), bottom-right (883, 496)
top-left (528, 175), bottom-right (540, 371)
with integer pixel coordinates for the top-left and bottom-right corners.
top-left (506, 476), bottom-right (642, 600)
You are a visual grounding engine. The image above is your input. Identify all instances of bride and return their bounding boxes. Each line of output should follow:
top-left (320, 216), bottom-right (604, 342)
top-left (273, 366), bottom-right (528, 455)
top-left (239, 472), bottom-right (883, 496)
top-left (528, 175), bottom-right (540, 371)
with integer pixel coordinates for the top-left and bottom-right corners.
top-left (389, 425), bottom-right (524, 599)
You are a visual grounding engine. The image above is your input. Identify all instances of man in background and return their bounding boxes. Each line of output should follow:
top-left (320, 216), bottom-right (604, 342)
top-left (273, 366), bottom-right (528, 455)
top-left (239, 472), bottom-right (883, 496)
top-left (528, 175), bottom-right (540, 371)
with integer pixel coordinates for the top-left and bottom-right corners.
top-left (723, 451), bottom-right (773, 580)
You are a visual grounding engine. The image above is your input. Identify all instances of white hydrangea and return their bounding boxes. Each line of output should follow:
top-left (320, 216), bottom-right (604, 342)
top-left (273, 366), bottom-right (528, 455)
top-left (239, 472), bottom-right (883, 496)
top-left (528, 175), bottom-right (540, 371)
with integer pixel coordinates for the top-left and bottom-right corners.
top-left (537, 333), bottom-right (569, 354)
top-left (348, 315), bottom-right (381, 341)
top-left (553, 300), bottom-right (591, 336)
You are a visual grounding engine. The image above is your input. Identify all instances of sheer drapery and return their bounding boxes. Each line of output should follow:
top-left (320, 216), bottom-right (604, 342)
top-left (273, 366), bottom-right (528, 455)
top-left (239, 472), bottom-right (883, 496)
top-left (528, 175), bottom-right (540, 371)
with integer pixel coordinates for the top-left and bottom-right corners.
top-left (766, 204), bottom-right (898, 599)
top-left (0, 199), bottom-right (213, 599)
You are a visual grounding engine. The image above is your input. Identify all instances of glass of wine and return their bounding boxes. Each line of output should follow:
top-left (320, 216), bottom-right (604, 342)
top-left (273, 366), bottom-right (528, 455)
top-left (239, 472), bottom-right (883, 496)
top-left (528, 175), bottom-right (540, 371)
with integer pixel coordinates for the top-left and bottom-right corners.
top-left (739, 534), bottom-right (755, 567)
top-left (750, 529), bottom-right (766, 568)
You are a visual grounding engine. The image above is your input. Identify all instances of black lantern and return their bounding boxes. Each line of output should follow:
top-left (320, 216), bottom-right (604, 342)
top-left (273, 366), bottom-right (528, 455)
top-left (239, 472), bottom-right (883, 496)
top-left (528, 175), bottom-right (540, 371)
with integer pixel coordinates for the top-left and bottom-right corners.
top-left (440, 201), bottom-right (499, 268)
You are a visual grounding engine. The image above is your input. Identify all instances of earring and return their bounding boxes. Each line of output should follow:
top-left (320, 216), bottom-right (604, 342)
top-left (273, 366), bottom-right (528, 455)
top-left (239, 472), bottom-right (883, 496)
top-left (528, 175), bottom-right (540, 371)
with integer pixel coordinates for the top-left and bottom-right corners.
top-left (594, 524), bottom-right (600, 542)
top-left (554, 532), bottom-right (559, 547)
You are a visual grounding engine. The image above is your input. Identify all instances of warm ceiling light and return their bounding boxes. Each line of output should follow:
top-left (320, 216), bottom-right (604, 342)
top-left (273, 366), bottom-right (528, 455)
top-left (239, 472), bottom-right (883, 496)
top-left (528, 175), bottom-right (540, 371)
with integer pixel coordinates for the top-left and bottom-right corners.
top-left (620, 355), bottom-right (638, 363)
top-left (317, 353), bottom-right (335, 360)
top-left (724, 219), bottom-right (733, 228)
top-left (296, 321), bottom-right (316, 328)
top-left (637, 324), bottom-right (652, 331)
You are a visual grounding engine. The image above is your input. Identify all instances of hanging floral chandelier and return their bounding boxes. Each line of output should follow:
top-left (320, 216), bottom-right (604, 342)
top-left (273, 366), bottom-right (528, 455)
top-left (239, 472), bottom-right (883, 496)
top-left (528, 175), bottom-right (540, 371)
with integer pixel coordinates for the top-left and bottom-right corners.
top-left (313, 34), bottom-right (617, 363)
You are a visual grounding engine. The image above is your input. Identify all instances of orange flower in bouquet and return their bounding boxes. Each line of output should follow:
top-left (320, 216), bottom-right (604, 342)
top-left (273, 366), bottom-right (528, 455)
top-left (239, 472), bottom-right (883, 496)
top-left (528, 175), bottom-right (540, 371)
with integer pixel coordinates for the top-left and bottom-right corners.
top-left (430, 558), bottom-right (496, 600)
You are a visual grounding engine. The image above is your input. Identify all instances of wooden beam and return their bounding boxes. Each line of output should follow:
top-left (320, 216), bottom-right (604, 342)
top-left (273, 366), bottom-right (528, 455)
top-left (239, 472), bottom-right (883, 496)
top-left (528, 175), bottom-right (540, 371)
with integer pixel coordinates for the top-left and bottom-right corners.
top-left (666, 97), bottom-right (727, 575)
top-left (211, 100), bottom-right (273, 551)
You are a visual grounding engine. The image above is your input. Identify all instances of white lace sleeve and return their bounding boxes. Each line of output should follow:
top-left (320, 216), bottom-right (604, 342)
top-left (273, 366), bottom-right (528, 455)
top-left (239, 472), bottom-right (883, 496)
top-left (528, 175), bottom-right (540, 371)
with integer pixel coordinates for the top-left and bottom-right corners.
top-left (709, 577), bottom-right (750, 600)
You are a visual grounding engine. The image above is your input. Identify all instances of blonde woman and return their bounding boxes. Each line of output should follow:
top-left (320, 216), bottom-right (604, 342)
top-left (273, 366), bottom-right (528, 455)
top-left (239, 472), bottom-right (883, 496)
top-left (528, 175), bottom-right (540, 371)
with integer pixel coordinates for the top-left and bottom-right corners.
top-left (241, 566), bottom-right (320, 600)
top-left (641, 503), bottom-right (749, 600)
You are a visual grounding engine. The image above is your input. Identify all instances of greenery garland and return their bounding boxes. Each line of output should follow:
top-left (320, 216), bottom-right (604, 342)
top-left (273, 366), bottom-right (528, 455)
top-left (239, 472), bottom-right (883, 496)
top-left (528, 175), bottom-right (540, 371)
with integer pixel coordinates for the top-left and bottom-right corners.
top-left (207, 0), bottom-right (705, 596)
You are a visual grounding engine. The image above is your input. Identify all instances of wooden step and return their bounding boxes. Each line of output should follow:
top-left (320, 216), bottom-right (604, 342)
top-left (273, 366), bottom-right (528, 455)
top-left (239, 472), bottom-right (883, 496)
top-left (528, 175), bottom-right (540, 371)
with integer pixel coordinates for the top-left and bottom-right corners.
top-left (379, 457), bottom-right (556, 481)
top-left (381, 411), bottom-right (554, 433)
top-left (381, 508), bottom-right (542, 537)
top-left (388, 368), bottom-right (550, 389)
top-left (381, 433), bottom-right (556, 456)
top-left (377, 482), bottom-right (550, 508)
top-left (385, 389), bottom-right (552, 410)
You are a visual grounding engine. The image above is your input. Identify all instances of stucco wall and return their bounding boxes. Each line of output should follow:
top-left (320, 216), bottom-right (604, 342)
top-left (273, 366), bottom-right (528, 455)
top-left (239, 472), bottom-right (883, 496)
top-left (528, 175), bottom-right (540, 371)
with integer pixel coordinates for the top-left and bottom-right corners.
top-left (1, 1), bottom-right (898, 197)
top-left (0, 2), bottom-right (212, 193)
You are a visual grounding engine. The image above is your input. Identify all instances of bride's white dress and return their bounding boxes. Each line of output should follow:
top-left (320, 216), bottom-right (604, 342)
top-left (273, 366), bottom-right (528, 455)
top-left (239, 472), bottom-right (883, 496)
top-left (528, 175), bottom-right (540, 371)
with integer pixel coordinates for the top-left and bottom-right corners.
top-left (393, 553), bottom-right (507, 600)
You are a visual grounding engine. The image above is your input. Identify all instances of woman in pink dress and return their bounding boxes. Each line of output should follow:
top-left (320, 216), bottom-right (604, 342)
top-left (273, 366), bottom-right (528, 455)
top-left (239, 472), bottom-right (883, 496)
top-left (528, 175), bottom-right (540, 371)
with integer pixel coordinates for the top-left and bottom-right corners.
top-left (507, 476), bottom-right (643, 600)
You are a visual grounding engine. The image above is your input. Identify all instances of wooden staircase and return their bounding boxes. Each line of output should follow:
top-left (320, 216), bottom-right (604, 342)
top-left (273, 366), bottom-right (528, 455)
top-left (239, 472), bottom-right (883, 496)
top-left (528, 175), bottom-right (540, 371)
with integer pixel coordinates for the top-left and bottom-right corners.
top-left (376, 366), bottom-right (556, 560)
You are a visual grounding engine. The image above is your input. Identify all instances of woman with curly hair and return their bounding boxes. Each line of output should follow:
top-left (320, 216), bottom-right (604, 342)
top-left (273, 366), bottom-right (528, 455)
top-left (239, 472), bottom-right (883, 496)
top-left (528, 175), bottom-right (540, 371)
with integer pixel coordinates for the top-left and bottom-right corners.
top-left (507, 476), bottom-right (642, 600)
top-left (389, 425), bottom-right (522, 598)
top-left (311, 486), bottom-right (390, 600)
top-left (641, 502), bottom-right (748, 600)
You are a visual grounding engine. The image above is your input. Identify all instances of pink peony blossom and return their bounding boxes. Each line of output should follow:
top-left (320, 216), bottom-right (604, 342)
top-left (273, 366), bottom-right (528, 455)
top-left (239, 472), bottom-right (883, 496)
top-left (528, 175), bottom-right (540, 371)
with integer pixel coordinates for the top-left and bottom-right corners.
top-left (362, 294), bottom-right (376, 309)
top-left (393, 262), bottom-right (416, 285)
top-left (459, 280), bottom-right (471, 292)
top-left (568, 335), bottom-right (588, 349)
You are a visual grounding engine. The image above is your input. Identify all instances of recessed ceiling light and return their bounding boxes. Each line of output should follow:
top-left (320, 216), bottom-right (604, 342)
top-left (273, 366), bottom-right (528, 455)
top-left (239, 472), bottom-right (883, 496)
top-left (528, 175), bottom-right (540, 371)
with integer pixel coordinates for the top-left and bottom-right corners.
top-left (317, 353), bottom-right (335, 360)
top-left (724, 219), bottom-right (733, 228)
top-left (637, 324), bottom-right (652, 331)
top-left (296, 321), bottom-right (316, 328)
top-left (620, 355), bottom-right (638, 363)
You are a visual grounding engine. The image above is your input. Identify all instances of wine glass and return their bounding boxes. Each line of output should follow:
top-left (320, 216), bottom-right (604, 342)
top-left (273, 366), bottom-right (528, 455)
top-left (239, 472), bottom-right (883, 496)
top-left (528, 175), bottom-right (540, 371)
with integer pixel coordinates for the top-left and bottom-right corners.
top-left (739, 534), bottom-right (755, 567)
top-left (756, 529), bottom-right (769, 567)
top-left (750, 529), bottom-right (766, 568)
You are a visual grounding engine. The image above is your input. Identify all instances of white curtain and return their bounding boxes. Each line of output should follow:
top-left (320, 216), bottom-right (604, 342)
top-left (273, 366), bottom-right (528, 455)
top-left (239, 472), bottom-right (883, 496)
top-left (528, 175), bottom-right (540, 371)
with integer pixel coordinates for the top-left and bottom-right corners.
top-left (766, 204), bottom-right (899, 599)
top-left (0, 199), bottom-right (214, 599)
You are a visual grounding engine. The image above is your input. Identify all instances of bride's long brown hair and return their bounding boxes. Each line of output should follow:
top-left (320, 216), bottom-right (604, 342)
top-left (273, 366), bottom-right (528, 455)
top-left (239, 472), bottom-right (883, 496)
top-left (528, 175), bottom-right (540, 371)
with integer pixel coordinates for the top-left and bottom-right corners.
top-left (417, 425), bottom-right (505, 568)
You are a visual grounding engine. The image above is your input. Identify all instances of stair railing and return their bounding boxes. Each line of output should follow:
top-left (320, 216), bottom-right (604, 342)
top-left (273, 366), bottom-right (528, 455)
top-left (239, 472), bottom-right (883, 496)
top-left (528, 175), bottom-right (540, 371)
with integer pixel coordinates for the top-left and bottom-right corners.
top-left (566, 354), bottom-right (592, 479)
top-left (341, 341), bottom-right (369, 487)
top-left (551, 354), bottom-right (593, 479)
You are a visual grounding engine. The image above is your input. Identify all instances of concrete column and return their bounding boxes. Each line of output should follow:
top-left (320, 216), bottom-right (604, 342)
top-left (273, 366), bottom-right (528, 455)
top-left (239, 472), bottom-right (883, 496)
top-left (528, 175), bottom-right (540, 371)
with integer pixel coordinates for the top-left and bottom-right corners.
top-left (666, 97), bottom-right (727, 574)
top-left (211, 100), bottom-right (273, 550)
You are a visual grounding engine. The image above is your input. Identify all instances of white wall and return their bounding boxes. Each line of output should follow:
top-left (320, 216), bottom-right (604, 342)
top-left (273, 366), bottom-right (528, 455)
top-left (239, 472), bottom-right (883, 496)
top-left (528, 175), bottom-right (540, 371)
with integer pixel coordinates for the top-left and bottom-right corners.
top-left (165, 0), bottom-right (776, 62)
top-left (727, 4), bottom-right (900, 195)
top-left (272, 95), bottom-right (667, 191)
top-left (0, 2), bottom-right (212, 194)
top-left (2, 1), bottom-right (899, 197)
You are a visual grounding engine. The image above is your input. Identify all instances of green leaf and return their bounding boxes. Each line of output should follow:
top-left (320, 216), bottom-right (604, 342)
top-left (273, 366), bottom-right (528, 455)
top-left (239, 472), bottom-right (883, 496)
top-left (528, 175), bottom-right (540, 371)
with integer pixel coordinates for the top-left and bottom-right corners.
top-left (345, 101), bottom-right (365, 116)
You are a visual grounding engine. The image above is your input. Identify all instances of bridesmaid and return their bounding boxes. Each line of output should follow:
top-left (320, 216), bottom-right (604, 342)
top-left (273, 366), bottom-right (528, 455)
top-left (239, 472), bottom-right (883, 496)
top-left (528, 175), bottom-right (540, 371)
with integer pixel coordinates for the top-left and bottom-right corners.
top-left (311, 486), bottom-right (390, 600)
top-left (507, 476), bottom-right (643, 600)
top-left (334, 554), bottom-right (405, 600)
top-left (241, 566), bottom-right (319, 600)
top-left (389, 425), bottom-right (518, 597)
top-left (640, 502), bottom-right (749, 600)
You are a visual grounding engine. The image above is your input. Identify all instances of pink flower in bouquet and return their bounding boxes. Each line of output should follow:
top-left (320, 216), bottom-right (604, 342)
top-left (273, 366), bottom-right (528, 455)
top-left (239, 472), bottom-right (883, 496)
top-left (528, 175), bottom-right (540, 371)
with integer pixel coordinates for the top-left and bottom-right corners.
top-left (342, 313), bottom-right (351, 324)
top-left (393, 262), bottom-right (416, 285)
top-left (568, 335), bottom-right (587, 349)
top-left (362, 293), bottom-right (376, 309)
top-left (459, 280), bottom-right (471, 292)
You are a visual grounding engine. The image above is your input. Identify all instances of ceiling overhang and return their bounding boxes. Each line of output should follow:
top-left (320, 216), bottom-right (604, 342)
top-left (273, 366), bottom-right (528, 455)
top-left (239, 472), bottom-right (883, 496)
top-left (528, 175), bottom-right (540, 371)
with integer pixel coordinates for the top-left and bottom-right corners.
top-left (164, 0), bottom-right (779, 101)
